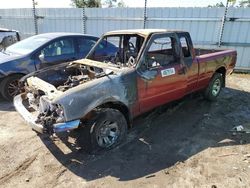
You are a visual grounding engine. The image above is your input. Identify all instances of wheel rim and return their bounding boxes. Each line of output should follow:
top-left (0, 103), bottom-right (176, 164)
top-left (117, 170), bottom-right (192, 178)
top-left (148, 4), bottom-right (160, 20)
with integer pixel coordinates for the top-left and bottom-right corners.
top-left (96, 120), bottom-right (120, 148)
top-left (7, 79), bottom-right (20, 97)
top-left (212, 79), bottom-right (221, 96)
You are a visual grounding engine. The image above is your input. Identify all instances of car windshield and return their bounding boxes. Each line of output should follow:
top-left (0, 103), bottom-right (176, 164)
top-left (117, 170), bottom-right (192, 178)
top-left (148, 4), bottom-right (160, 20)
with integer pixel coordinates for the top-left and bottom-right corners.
top-left (5, 35), bottom-right (50, 55)
top-left (87, 34), bottom-right (145, 67)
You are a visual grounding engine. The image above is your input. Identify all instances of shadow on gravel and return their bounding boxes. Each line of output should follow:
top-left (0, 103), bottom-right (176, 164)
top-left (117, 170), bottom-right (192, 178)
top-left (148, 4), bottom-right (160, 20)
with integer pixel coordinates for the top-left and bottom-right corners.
top-left (0, 96), bottom-right (15, 111)
top-left (39, 87), bottom-right (250, 182)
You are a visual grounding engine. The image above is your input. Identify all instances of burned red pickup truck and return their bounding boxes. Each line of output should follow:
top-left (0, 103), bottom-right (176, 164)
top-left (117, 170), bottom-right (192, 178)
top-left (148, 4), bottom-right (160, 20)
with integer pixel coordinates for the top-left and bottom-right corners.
top-left (14, 29), bottom-right (236, 152)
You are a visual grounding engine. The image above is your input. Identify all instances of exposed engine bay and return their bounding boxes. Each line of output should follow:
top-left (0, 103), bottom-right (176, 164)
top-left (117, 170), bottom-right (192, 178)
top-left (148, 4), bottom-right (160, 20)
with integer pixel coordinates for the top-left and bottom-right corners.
top-left (20, 61), bottom-right (118, 134)
top-left (24, 60), bottom-right (117, 95)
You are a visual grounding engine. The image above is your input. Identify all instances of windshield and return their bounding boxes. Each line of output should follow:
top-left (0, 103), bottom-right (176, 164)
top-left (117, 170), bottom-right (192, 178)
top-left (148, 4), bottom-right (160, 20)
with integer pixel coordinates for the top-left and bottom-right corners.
top-left (87, 34), bottom-right (145, 67)
top-left (6, 35), bottom-right (50, 55)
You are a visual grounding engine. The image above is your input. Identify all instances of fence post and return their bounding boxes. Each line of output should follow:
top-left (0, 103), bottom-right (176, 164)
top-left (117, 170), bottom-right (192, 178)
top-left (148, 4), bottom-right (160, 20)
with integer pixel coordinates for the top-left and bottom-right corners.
top-left (82, 7), bottom-right (86, 34)
top-left (32, 0), bottom-right (38, 35)
top-left (218, 0), bottom-right (229, 47)
top-left (143, 0), bottom-right (147, 29)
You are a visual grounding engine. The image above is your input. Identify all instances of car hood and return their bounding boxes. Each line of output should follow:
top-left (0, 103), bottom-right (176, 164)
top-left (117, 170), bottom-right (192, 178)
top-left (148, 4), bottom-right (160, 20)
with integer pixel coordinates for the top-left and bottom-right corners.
top-left (0, 51), bottom-right (25, 64)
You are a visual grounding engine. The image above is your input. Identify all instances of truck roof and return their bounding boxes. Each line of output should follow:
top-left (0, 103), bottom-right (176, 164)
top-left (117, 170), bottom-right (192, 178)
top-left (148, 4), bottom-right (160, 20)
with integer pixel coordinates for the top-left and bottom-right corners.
top-left (105, 29), bottom-right (187, 37)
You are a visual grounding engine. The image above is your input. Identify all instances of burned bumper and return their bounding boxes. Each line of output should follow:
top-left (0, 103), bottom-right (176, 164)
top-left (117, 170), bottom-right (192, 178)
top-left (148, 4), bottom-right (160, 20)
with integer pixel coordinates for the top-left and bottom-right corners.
top-left (14, 94), bottom-right (80, 134)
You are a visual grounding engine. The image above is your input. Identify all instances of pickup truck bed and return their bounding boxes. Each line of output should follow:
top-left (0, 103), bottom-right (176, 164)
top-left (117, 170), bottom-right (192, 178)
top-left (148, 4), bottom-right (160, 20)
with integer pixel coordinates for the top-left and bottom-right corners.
top-left (195, 48), bottom-right (222, 56)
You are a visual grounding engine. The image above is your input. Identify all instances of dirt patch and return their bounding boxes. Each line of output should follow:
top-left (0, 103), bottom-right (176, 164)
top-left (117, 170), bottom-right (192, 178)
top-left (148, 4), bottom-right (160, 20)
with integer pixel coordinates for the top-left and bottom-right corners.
top-left (0, 73), bottom-right (250, 188)
top-left (0, 155), bottom-right (37, 184)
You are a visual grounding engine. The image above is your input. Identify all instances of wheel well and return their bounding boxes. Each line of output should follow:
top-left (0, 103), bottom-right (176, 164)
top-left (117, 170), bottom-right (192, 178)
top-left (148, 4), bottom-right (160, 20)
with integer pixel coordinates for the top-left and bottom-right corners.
top-left (98, 102), bottom-right (131, 128)
top-left (215, 67), bottom-right (226, 87)
top-left (4, 73), bottom-right (26, 79)
top-left (10, 73), bottom-right (26, 77)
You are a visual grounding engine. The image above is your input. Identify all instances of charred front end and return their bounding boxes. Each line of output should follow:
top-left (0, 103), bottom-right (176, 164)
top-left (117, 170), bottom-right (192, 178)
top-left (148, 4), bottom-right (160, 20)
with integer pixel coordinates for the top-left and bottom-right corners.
top-left (14, 62), bottom-right (113, 134)
top-left (14, 30), bottom-right (144, 135)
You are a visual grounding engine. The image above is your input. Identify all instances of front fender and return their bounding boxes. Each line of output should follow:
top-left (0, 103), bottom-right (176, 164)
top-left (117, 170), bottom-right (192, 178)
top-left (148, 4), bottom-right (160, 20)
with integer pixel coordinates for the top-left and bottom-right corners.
top-left (54, 75), bottom-right (130, 122)
top-left (0, 70), bottom-right (5, 79)
top-left (0, 58), bottom-right (36, 78)
top-left (70, 96), bottom-right (126, 121)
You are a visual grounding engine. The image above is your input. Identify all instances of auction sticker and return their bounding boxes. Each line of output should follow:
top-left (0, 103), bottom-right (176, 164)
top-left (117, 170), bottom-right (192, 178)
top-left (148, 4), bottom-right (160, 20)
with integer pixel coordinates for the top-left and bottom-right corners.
top-left (161, 68), bottom-right (175, 77)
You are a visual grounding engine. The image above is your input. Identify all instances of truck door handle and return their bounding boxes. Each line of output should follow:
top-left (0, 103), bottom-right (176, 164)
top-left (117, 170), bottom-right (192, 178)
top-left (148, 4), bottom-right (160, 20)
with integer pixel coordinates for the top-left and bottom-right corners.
top-left (178, 67), bottom-right (187, 75)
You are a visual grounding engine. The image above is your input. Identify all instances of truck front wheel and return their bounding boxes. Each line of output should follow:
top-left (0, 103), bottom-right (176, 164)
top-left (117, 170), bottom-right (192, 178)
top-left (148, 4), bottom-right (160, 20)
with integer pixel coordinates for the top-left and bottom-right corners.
top-left (204, 73), bottom-right (223, 101)
top-left (77, 108), bottom-right (127, 153)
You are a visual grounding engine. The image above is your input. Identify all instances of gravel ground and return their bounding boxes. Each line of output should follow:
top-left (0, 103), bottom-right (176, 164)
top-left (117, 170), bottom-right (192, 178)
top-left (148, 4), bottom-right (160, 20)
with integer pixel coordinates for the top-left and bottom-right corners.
top-left (0, 73), bottom-right (250, 188)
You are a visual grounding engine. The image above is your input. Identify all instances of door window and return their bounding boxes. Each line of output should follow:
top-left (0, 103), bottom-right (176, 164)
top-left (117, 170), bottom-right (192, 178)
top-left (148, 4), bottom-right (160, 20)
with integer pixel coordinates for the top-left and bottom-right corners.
top-left (145, 36), bottom-right (179, 69)
top-left (41, 38), bottom-right (75, 58)
top-left (180, 37), bottom-right (191, 58)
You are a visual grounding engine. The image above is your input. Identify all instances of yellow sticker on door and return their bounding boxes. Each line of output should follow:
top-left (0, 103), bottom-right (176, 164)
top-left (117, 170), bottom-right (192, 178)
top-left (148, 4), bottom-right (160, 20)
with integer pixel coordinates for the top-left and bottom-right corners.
top-left (161, 68), bottom-right (175, 77)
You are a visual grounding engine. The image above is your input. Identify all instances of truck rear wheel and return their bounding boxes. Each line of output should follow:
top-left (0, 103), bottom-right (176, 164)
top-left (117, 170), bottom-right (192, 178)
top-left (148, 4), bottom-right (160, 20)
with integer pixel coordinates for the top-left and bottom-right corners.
top-left (204, 73), bottom-right (223, 101)
top-left (77, 108), bottom-right (127, 153)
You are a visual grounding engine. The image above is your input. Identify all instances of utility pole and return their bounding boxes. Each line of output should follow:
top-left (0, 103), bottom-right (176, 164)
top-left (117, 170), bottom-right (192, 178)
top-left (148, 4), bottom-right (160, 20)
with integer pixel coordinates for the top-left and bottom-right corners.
top-left (218, 0), bottom-right (229, 47)
top-left (82, 7), bottom-right (86, 34)
top-left (32, 0), bottom-right (38, 35)
top-left (143, 0), bottom-right (147, 29)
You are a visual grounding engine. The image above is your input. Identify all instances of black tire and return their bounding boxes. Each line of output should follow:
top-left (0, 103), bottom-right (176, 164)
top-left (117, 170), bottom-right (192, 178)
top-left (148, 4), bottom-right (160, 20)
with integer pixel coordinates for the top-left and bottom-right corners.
top-left (204, 73), bottom-right (223, 101)
top-left (0, 74), bottom-right (23, 101)
top-left (77, 108), bottom-right (127, 153)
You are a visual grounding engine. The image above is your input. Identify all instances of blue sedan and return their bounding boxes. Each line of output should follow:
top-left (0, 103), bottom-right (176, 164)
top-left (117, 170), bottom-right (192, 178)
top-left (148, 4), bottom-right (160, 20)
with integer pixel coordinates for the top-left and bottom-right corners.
top-left (0, 33), bottom-right (100, 100)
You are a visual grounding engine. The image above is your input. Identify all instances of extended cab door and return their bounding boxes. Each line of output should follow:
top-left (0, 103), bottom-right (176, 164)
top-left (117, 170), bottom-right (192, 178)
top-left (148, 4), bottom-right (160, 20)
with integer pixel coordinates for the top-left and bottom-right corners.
top-left (137, 33), bottom-right (187, 113)
top-left (177, 32), bottom-right (199, 94)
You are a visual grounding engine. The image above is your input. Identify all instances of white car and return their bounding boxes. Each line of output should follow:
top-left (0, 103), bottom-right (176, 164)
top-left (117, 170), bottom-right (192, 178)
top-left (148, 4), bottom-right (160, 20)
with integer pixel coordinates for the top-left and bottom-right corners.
top-left (0, 28), bottom-right (20, 50)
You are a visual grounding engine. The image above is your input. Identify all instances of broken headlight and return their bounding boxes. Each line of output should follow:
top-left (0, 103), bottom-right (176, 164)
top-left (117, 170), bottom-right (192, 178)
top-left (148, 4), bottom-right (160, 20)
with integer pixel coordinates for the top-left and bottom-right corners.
top-left (38, 96), bottom-right (65, 123)
top-left (54, 104), bottom-right (65, 123)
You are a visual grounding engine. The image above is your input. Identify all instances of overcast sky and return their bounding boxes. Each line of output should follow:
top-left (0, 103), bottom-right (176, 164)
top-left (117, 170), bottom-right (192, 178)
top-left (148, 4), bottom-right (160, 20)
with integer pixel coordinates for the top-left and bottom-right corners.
top-left (0, 0), bottom-right (232, 8)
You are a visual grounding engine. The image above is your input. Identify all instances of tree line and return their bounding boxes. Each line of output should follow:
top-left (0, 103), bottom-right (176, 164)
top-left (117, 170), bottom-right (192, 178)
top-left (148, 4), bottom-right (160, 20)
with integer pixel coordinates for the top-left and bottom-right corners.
top-left (71, 0), bottom-right (250, 8)
top-left (208, 0), bottom-right (250, 7)
top-left (71, 0), bottom-right (126, 8)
